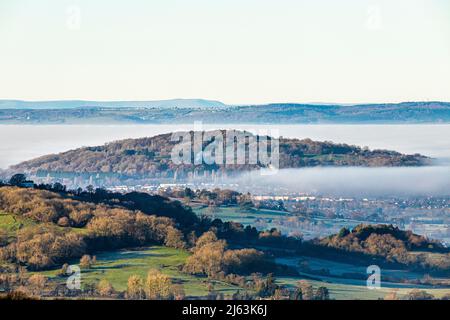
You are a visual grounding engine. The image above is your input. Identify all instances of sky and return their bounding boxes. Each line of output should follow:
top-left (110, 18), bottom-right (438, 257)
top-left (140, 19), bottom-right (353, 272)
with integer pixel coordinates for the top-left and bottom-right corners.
top-left (0, 0), bottom-right (449, 104)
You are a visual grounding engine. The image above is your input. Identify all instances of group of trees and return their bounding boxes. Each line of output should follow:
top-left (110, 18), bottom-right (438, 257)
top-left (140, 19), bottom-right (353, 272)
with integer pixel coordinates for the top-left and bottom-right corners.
top-left (183, 231), bottom-right (267, 277)
top-left (278, 138), bottom-right (428, 168)
top-left (0, 187), bottom-right (187, 269)
top-left (161, 187), bottom-right (246, 207)
top-left (0, 224), bottom-right (87, 270)
top-left (313, 224), bottom-right (450, 273)
top-left (270, 280), bottom-right (330, 300)
top-left (162, 186), bottom-right (299, 215)
top-left (58, 183), bottom-right (300, 251)
top-left (254, 199), bottom-right (286, 211)
top-left (27, 182), bottom-right (200, 228)
top-left (125, 270), bottom-right (185, 300)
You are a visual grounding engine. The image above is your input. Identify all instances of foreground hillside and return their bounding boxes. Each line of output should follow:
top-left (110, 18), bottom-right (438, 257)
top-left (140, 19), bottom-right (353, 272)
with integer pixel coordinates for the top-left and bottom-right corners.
top-left (1, 185), bottom-right (449, 300)
top-left (10, 130), bottom-right (430, 179)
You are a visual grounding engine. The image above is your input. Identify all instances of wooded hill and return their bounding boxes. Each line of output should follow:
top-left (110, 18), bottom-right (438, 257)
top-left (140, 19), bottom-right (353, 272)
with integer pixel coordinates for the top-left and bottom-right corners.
top-left (10, 130), bottom-right (430, 179)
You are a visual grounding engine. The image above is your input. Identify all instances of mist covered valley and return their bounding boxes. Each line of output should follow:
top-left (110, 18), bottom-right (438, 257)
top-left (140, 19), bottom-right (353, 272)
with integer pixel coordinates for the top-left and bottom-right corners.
top-left (230, 166), bottom-right (450, 198)
top-left (1, 124), bottom-right (449, 243)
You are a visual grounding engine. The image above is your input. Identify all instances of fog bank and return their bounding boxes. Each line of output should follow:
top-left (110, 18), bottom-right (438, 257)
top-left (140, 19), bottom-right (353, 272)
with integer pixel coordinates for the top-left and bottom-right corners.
top-left (230, 166), bottom-right (450, 197)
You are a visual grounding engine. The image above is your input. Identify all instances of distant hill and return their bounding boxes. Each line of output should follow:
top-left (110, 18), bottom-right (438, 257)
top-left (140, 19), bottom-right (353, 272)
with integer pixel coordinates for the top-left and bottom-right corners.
top-left (0, 99), bottom-right (227, 109)
top-left (234, 101), bottom-right (450, 123)
top-left (10, 130), bottom-right (430, 180)
top-left (0, 101), bottom-right (449, 123)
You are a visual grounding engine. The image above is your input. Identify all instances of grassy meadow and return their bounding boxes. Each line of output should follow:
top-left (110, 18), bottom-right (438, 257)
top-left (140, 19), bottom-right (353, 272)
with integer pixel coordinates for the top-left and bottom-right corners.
top-left (36, 246), bottom-right (244, 298)
top-left (277, 276), bottom-right (450, 300)
top-left (0, 211), bottom-right (36, 234)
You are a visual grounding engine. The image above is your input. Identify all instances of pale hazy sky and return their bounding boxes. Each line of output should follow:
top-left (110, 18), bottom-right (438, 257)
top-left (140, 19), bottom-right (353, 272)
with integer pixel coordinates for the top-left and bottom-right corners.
top-left (0, 0), bottom-right (449, 104)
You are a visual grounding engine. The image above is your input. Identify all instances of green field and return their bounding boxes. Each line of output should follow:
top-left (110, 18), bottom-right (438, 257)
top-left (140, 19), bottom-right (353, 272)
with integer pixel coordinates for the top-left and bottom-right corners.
top-left (277, 276), bottom-right (450, 300)
top-left (38, 246), bottom-right (244, 298)
top-left (193, 205), bottom-right (288, 225)
top-left (0, 211), bottom-right (37, 240)
top-left (30, 244), bottom-right (450, 300)
top-left (192, 205), bottom-right (368, 239)
top-left (0, 211), bottom-right (88, 238)
top-left (1, 210), bottom-right (243, 298)
top-left (0, 211), bottom-right (34, 232)
top-left (35, 244), bottom-right (449, 300)
top-left (275, 256), bottom-right (450, 300)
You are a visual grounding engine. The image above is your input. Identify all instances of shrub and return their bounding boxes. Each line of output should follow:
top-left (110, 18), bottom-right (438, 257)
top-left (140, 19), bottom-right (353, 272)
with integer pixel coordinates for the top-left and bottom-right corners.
top-left (97, 280), bottom-right (115, 297)
top-left (126, 275), bottom-right (144, 300)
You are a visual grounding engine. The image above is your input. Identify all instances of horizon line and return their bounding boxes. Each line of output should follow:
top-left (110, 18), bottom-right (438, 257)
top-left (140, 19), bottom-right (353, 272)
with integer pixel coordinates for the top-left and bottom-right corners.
top-left (0, 98), bottom-right (449, 106)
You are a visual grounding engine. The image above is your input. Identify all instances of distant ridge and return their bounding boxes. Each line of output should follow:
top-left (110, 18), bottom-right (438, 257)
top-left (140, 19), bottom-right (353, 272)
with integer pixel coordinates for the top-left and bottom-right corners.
top-left (0, 99), bottom-right (227, 109)
top-left (0, 101), bottom-right (449, 124)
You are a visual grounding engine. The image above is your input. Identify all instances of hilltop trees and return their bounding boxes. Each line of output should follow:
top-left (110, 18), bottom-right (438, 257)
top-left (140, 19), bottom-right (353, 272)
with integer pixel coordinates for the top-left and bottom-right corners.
top-left (308, 224), bottom-right (450, 274)
top-left (77, 190), bottom-right (199, 228)
top-left (9, 174), bottom-right (26, 186)
top-left (0, 187), bottom-right (96, 224)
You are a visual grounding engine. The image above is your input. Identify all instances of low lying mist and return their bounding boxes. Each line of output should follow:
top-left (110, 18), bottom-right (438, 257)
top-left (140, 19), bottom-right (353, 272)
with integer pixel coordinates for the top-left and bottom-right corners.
top-left (228, 166), bottom-right (450, 197)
